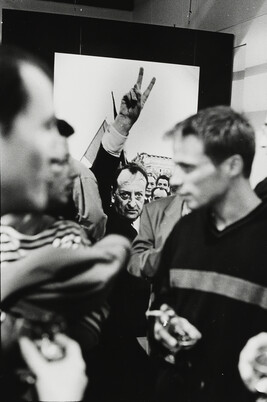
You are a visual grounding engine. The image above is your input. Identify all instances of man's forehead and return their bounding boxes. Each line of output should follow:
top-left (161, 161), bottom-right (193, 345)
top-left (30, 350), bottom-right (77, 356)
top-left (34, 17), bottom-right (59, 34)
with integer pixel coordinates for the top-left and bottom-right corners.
top-left (20, 62), bottom-right (52, 96)
top-left (173, 132), bottom-right (208, 164)
top-left (117, 170), bottom-right (147, 189)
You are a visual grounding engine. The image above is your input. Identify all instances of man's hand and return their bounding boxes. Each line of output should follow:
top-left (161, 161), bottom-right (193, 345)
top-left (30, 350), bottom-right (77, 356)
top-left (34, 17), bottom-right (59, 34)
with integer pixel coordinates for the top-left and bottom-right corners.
top-left (19, 333), bottom-right (88, 401)
top-left (113, 67), bottom-right (156, 135)
top-left (238, 332), bottom-right (267, 394)
top-left (152, 304), bottom-right (201, 353)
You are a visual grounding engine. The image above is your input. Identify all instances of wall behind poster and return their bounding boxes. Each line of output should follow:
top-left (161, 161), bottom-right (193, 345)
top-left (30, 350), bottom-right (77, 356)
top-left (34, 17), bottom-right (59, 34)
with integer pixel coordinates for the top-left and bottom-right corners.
top-left (2, 10), bottom-right (234, 160)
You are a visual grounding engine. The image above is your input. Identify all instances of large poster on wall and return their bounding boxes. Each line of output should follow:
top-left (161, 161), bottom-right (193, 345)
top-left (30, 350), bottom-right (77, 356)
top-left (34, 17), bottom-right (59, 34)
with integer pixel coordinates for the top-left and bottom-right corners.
top-left (54, 53), bottom-right (200, 165)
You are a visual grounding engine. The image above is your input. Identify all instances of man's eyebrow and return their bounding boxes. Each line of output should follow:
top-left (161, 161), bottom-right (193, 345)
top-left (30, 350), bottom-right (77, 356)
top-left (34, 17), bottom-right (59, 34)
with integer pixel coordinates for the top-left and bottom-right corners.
top-left (177, 162), bottom-right (195, 168)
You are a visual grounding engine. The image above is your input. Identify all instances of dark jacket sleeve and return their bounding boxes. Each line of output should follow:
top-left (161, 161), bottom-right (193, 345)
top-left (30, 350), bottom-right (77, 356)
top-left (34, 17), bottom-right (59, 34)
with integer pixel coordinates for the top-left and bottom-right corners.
top-left (91, 144), bottom-right (121, 214)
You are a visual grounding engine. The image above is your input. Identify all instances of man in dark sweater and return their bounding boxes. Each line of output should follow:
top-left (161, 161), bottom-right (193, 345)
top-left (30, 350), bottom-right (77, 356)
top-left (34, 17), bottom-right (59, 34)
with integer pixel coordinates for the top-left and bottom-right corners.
top-left (254, 114), bottom-right (267, 199)
top-left (150, 106), bottom-right (267, 402)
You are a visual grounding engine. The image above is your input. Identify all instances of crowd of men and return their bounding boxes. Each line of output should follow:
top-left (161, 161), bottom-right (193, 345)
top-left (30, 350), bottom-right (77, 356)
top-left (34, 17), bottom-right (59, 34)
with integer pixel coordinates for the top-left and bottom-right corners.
top-left (1, 45), bottom-right (267, 402)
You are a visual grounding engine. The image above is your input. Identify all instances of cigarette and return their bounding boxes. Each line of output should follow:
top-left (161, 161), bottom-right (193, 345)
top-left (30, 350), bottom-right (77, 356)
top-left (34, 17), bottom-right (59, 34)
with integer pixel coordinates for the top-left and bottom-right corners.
top-left (145, 310), bottom-right (162, 317)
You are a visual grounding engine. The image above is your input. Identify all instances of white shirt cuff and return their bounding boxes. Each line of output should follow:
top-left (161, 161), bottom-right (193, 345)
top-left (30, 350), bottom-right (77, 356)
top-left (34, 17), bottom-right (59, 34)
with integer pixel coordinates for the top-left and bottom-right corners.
top-left (102, 124), bottom-right (128, 157)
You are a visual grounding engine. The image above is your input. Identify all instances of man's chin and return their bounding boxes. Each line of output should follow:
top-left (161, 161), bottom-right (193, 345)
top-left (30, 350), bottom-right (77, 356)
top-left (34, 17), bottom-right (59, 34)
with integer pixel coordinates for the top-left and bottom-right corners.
top-left (181, 196), bottom-right (197, 211)
top-left (126, 211), bottom-right (139, 221)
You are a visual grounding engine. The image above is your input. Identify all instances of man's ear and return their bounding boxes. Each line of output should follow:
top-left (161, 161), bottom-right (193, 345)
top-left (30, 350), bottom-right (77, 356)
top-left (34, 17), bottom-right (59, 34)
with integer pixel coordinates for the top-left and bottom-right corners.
top-left (224, 154), bottom-right (244, 177)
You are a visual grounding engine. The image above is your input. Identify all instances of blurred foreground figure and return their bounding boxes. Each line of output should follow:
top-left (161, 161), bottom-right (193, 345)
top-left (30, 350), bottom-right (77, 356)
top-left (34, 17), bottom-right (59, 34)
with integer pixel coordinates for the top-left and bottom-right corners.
top-left (149, 106), bottom-right (267, 402)
top-left (0, 45), bottom-right (90, 402)
top-left (0, 46), bottom-right (129, 402)
top-left (0, 46), bottom-right (60, 214)
top-left (1, 130), bottom-right (109, 353)
top-left (239, 332), bottom-right (267, 396)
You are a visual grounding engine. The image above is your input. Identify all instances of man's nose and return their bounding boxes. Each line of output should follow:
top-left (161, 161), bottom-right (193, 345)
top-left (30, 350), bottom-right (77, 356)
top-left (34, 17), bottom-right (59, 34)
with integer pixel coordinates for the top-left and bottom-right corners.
top-left (170, 167), bottom-right (184, 188)
top-left (128, 195), bottom-right (137, 207)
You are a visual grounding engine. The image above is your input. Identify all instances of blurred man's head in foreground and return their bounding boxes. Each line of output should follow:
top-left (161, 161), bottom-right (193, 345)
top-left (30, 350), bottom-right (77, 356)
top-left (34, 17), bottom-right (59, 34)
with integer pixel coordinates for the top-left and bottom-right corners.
top-left (0, 46), bottom-right (60, 215)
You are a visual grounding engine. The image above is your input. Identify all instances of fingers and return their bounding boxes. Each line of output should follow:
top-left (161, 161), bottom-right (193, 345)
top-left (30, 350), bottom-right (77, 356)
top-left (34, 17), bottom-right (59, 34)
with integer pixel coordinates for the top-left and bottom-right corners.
top-left (154, 320), bottom-right (178, 350)
top-left (130, 87), bottom-right (139, 103)
top-left (142, 77), bottom-right (156, 106)
top-left (54, 334), bottom-right (85, 368)
top-left (135, 67), bottom-right (156, 106)
top-left (19, 336), bottom-right (46, 373)
top-left (160, 303), bottom-right (175, 313)
top-left (255, 377), bottom-right (267, 394)
top-left (239, 332), bottom-right (267, 370)
top-left (246, 332), bottom-right (267, 351)
top-left (173, 316), bottom-right (202, 340)
top-left (120, 68), bottom-right (155, 114)
top-left (153, 304), bottom-right (201, 352)
top-left (238, 332), bottom-right (267, 392)
top-left (136, 67), bottom-right (144, 88)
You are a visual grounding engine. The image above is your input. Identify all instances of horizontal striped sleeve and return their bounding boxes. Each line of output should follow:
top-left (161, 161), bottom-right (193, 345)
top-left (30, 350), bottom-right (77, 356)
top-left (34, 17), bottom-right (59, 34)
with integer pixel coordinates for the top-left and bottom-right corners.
top-left (170, 269), bottom-right (267, 310)
top-left (0, 219), bottom-right (91, 265)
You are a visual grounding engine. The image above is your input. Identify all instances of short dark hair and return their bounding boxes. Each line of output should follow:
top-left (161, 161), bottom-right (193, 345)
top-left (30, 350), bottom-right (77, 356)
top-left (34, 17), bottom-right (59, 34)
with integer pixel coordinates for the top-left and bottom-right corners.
top-left (166, 106), bottom-right (255, 178)
top-left (156, 174), bottom-right (170, 186)
top-left (112, 162), bottom-right (148, 192)
top-left (0, 45), bottom-right (53, 135)
top-left (151, 186), bottom-right (168, 198)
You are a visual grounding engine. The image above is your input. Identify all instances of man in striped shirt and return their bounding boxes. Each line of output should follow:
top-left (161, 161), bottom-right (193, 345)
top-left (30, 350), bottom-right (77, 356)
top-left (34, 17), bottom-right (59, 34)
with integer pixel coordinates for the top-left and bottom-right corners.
top-left (1, 131), bottom-right (111, 351)
top-left (1, 46), bottom-right (131, 402)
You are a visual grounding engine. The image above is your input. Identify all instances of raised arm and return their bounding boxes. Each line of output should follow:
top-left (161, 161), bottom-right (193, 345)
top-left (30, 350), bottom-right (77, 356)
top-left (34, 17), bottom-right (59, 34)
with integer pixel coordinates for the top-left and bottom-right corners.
top-left (91, 68), bottom-right (155, 213)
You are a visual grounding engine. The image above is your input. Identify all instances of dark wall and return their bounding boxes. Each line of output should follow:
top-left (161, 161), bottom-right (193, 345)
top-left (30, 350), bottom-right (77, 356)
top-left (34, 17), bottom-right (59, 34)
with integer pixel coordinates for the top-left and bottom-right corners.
top-left (2, 9), bottom-right (234, 110)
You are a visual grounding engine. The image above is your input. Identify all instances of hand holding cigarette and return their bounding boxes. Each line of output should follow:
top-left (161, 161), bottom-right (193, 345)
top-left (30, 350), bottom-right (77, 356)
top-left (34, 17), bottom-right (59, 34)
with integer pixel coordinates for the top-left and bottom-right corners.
top-left (147, 304), bottom-right (201, 354)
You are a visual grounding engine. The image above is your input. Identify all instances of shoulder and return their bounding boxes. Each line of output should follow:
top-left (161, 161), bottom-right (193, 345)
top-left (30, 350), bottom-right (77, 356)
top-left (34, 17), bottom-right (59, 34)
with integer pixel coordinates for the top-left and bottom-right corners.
top-left (72, 159), bottom-right (97, 183)
top-left (145, 195), bottom-right (180, 214)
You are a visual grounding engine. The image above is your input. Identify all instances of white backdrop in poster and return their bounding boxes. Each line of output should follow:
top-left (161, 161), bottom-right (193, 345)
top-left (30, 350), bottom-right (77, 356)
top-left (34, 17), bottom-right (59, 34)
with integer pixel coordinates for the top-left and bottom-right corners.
top-left (54, 53), bottom-right (199, 161)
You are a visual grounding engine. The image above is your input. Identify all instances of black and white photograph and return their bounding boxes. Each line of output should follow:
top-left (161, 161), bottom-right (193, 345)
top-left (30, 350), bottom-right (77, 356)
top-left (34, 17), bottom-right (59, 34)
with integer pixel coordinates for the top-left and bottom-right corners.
top-left (1, 1), bottom-right (267, 401)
